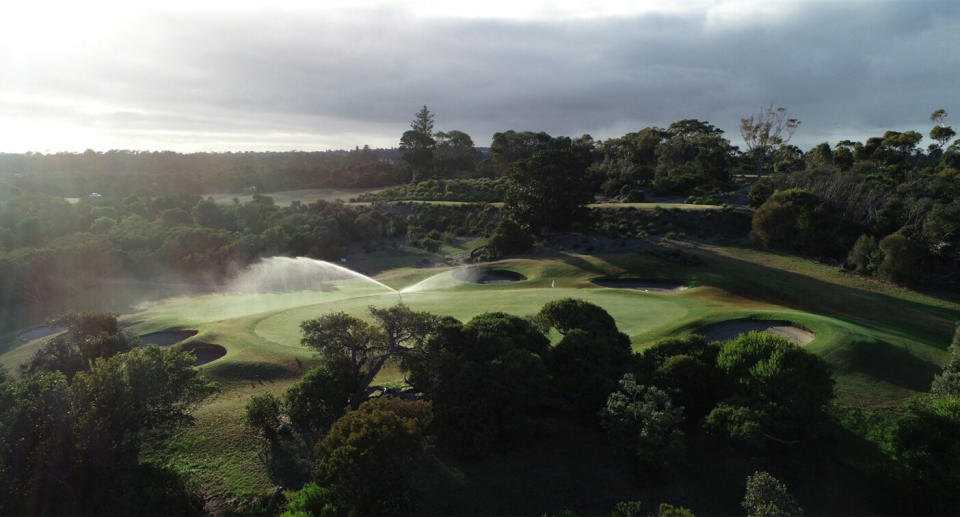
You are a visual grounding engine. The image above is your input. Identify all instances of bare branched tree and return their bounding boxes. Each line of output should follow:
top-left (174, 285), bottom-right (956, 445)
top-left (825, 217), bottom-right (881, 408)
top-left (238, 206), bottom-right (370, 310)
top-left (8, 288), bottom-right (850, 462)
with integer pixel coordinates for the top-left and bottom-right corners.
top-left (740, 104), bottom-right (801, 175)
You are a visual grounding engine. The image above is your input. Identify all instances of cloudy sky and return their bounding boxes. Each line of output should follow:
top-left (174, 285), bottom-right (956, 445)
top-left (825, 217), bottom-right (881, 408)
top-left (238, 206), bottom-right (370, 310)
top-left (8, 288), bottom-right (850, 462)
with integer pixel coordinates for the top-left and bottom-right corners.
top-left (1, 0), bottom-right (957, 153)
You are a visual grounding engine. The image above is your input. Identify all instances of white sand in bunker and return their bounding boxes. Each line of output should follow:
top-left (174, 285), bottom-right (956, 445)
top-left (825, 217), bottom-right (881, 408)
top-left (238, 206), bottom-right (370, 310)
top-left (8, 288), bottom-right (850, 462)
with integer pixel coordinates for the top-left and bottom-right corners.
top-left (591, 278), bottom-right (688, 292)
top-left (698, 319), bottom-right (816, 346)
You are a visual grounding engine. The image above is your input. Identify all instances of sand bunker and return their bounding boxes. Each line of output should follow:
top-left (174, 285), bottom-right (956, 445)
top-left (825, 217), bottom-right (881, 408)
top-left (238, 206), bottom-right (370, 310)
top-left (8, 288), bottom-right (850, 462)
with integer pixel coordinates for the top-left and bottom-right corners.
top-left (453, 267), bottom-right (527, 284)
top-left (182, 343), bottom-right (226, 366)
top-left (139, 330), bottom-right (199, 347)
top-left (18, 326), bottom-right (66, 342)
top-left (591, 278), bottom-right (688, 292)
top-left (698, 319), bottom-right (815, 346)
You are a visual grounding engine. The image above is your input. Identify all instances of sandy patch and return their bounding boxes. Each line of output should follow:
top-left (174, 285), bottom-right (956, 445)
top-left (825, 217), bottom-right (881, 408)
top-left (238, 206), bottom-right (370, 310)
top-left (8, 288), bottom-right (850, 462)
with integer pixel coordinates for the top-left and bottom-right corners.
top-left (698, 319), bottom-right (815, 346)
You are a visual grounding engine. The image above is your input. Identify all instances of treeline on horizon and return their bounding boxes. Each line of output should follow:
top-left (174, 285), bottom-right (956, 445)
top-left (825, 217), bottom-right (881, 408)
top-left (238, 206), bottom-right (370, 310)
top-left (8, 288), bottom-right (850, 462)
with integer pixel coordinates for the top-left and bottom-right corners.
top-left (1, 107), bottom-right (958, 329)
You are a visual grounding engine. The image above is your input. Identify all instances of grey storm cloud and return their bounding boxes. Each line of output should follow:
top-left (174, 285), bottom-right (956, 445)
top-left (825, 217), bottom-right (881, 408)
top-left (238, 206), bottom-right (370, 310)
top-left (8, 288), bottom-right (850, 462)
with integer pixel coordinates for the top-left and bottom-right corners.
top-left (1, 0), bottom-right (958, 151)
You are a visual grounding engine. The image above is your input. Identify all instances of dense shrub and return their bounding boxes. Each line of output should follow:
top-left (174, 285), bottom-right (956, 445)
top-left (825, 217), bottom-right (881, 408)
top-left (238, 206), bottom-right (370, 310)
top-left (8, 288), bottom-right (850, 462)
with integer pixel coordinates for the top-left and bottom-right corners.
top-left (601, 374), bottom-right (685, 476)
top-left (313, 397), bottom-right (432, 515)
top-left (284, 359), bottom-right (355, 430)
top-left (486, 218), bottom-right (534, 258)
top-left (243, 393), bottom-right (282, 438)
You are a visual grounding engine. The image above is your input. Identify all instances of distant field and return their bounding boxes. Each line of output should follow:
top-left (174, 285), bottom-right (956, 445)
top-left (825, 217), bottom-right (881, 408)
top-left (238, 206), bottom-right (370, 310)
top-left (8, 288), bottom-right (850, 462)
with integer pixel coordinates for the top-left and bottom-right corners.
top-left (207, 187), bottom-right (383, 206)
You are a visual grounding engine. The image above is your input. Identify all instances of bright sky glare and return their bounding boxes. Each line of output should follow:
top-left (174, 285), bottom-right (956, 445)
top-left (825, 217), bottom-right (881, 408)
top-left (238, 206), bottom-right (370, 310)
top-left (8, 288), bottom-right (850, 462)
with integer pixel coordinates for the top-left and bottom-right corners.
top-left (0, 0), bottom-right (957, 152)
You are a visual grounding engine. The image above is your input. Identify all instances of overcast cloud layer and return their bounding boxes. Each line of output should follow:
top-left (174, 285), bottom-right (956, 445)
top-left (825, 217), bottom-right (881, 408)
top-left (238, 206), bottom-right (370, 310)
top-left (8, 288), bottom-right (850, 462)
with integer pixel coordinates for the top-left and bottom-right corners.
top-left (0, 0), bottom-right (957, 152)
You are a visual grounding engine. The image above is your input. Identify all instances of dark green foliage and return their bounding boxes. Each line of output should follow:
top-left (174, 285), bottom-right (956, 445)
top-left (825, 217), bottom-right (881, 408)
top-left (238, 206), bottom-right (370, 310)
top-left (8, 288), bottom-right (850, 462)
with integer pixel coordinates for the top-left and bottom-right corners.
top-left (892, 396), bottom-right (960, 514)
top-left (505, 149), bottom-right (594, 232)
top-left (244, 393), bottom-right (282, 438)
top-left (652, 120), bottom-right (733, 194)
top-left (742, 471), bottom-right (803, 517)
top-left (426, 312), bottom-right (550, 456)
top-left (538, 299), bottom-right (633, 418)
top-left (486, 218), bottom-right (534, 258)
top-left (313, 397), bottom-right (432, 515)
top-left (281, 482), bottom-right (339, 517)
top-left (601, 373), bottom-right (685, 475)
top-left (300, 304), bottom-right (439, 410)
top-left (702, 402), bottom-right (763, 442)
top-left (638, 335), bottom-right (722, 423)
top-left (0, 346), bottom-right (216, 515)
top-left (610, 501), bottom-right (695, 517)
top-left (538, 297), bottom-right (621, 337)
top-left (610, 500), bottom-right (646, 517)
top-left (876, 233), bottom-right (922, 284)
top-left (22, 313), bottom-right (136, 378)
top-left (750, 188), bottom-right (820, 252)
top-left (846, 234), bottom-right (879, 274)
top-left (805, 142), bottom-right (834, 170)
top-left (930, 325), bottom-right (960, 398)
top-left (747, 177), bottom-right (779, 208)
top-left (490, 130), bottom-right (558, 169)
top-left (284, 358), bottom-right (355, 430)
top-left (711, 332), bottom-right (834, 441)
top-left (619, 185), bottom-right (646, 202)
top-left (357, 178), bottom-right (507, 202)
top-left (922, 199), bottom-right (960, 262)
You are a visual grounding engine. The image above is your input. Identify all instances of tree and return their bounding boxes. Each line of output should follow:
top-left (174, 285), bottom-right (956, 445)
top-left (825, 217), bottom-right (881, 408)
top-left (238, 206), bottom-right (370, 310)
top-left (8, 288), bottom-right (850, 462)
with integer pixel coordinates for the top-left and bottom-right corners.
top-left (653, 119), bottom-right (733, 193)
top-left (434, 130), bottom-right (479, 178)
top-left (313, 397), bottom-right (432, 515)
top-left (711, 332), bottom-right (834, 442)
top-left (244, 393), bottom-right (282, 439)
top-left (930, 109), bottom-right (956, 151)
top-left (892, 396), bottom-right (960, 514)
top-left (846, 234), bottom-right (879, 274)
top-left (537, 299), bottom-right (633, 418)
top-left (300, 304), bottom-right (439, 409)
top-left (411, 105), bottom-right (434, 136)
top-left (740, 105), bottom-right (801, 175)
top-left (22, 313), bottom-right (136, 378)
top-left (415, 312), bottom-right (550, 456)
top-left (284, 358), bottom-right (355, 430)
top-left (400, 106), bottom-right (437, 182)
top-left (929, 325), bottom-right (960, 397)
top-left (0, 346), bottom-right (216, 515)
top-left (504, 149), bottom-right (594, 232)
top-left (601, 373), bottom-right (685, 475)
top-left (490, 130), bottom-right (556, 170)
top-left (486, 218), bottom-right (534, 258)
top-left (876, 232), bottom-right (922, 284)
top-left (804, 142), bottom-right (833, 170)
top-left (750, 188), bottom-right (820, 252)
top-left (742, 471), bottom-right (804, 517)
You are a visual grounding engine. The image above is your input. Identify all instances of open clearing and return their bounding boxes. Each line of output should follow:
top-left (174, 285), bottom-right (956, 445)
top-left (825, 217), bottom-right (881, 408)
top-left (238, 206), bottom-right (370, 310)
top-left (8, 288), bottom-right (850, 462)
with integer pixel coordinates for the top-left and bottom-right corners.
top-left (3, 242), bottom-right (958, 509)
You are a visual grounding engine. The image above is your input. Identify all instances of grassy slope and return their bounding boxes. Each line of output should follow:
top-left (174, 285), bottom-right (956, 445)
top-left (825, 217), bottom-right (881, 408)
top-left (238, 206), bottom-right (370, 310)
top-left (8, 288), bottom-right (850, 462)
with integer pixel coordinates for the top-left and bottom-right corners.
top-left (3, 242), bottom-right (957, 510)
